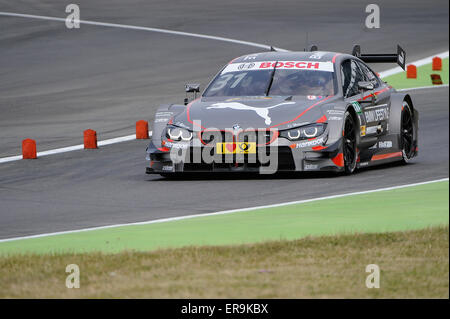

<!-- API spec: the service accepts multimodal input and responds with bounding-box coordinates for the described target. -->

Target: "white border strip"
[0,178,447,243]
[0,12,288,52]
[379,51,449,78]
[0,131,152,164]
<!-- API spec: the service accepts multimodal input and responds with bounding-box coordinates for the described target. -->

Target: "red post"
[22,139,37,159]
[432,57,442,71]
[136,120,149,139]
[406,65,417,79]
[84,129,98,149]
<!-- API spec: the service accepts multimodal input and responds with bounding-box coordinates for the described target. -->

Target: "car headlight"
[165,126,193,141]
[280,124,326,141]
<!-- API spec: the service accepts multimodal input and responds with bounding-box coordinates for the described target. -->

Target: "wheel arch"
[389,93,418,134]
[345,103,361,145]
[389,92,419,154]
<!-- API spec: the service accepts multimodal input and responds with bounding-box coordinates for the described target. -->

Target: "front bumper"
[146,137,344,174]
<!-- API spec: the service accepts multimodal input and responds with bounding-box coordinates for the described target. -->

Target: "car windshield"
[203,61,336,97]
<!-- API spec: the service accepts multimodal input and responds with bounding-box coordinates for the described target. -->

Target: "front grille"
[183,146,295,171]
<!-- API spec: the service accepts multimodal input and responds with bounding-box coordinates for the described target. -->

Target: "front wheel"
[400,101,415,164]
[343,111,357,174]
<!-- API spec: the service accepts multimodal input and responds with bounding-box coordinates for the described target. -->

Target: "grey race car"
[146,45,418,176]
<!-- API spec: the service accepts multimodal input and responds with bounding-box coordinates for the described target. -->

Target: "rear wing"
[352,44,406,70]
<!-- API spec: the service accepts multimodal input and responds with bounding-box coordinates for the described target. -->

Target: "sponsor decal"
[304,163,318,170]
[206,101,295,125]
[360,125,366,136]
[398,50,405,66]
[309,52,326,59]
[162,165,173,171]
[165,142,189,149]
[351,101,362,114]
[366,126,377,135]
[286,121,310,129]
[328,116,342,121]
[155,118,169,123]
[364,107,389,122]
[243,54,259,60]
[378,141,392,148]
[237,62,256,70]
[216,142,256,154]
[327,109,345,115]
[155,111,173,117]
[295,136,325,148]
[222,61,334,73]
[366,125,382,135]
[359,162,369,167]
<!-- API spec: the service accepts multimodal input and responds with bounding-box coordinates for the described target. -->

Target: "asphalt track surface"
[0,0,448,239]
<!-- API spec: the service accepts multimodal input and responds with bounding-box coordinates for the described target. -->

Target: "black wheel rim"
[401,105,414,158]
[343,116,356,171]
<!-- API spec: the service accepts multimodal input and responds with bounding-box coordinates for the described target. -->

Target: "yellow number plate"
[216,142,257,154]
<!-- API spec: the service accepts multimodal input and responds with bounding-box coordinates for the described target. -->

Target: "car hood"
[173,96,336,131]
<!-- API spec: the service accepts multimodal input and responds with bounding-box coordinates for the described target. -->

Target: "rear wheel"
[343,111,357,174]
[400,101,415,164]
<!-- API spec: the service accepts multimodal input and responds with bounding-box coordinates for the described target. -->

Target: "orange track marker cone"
[136,120,149,139]
[84,129,98,149]
[432,57,442,71]
[406,65,417,79]
[22,139,37,159]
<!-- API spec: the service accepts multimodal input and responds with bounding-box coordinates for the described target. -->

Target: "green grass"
[0,227,448,298]
[383,57,448,89]
[0,181,447,256]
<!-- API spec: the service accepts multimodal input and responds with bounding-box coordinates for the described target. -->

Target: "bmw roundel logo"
[238,63,255,70]
[233,124,241,130]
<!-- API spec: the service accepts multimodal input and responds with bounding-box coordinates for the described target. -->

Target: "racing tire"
[400,101,415,164]
[343,111,357,174]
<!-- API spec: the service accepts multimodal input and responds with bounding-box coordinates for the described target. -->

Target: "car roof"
[230,51,354,64]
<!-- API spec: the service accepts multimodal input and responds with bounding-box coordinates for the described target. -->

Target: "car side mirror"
[184,83,200,105]
[358,81,374,91]
[358,81,375,104]
[185,83,200,93]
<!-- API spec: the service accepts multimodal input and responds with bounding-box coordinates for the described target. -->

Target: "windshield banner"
[222,61,334,73]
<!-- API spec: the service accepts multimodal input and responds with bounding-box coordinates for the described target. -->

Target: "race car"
[146,45,418,176]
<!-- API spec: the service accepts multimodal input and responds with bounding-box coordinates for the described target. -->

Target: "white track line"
[379,51,449,78]
[0,131,152,164]
[0,12,288,52]
[0,178,448,243]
